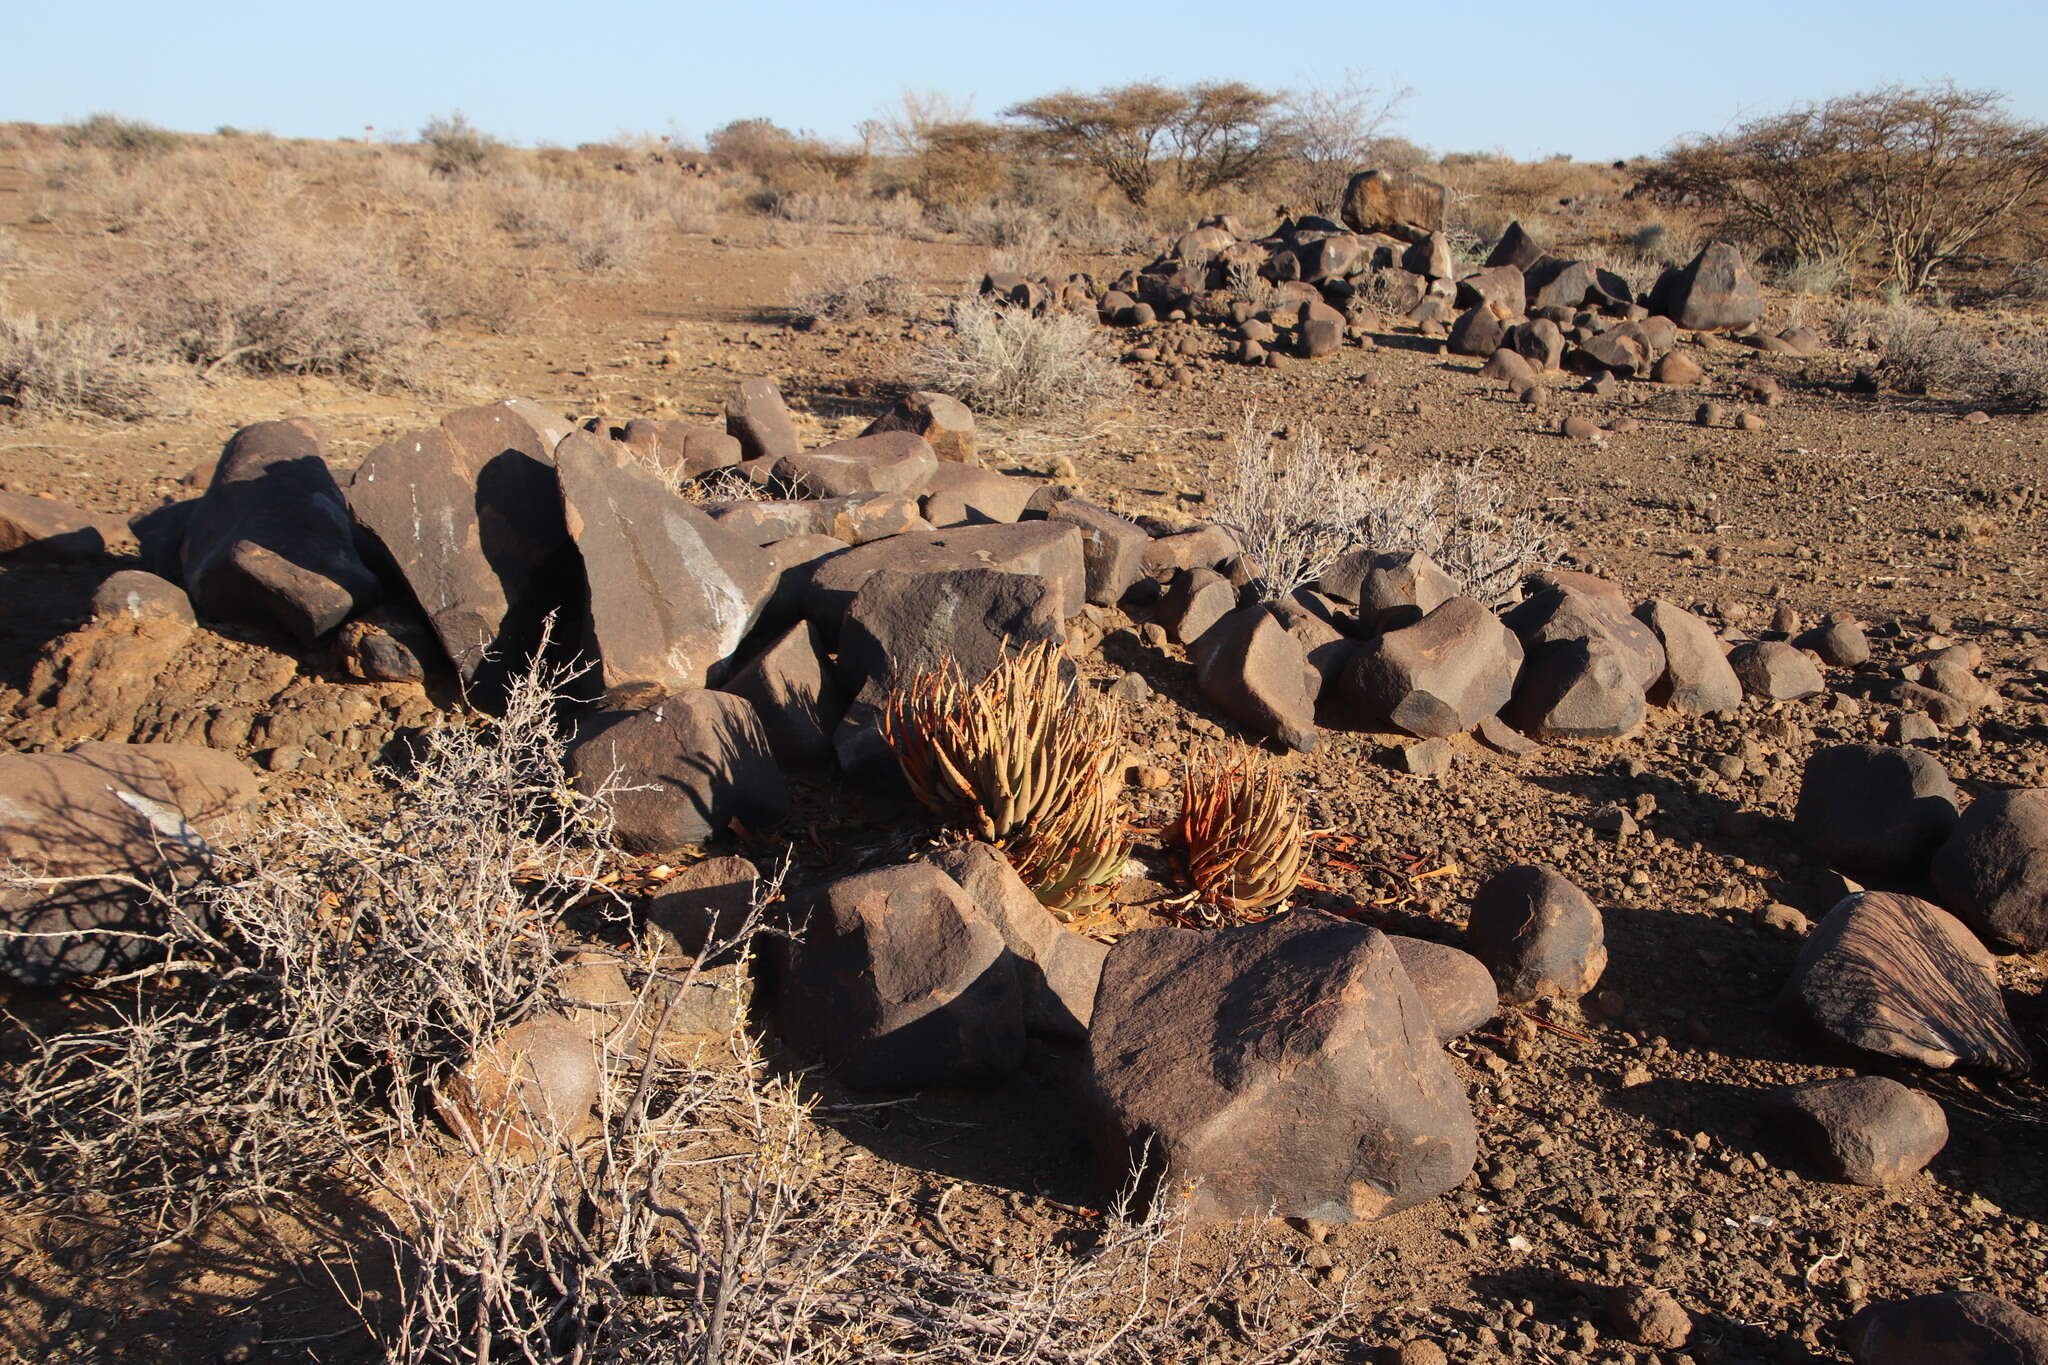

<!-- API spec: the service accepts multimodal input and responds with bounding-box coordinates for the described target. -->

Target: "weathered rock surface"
[1932,787,2048,951]
[1466,865,1606,1003]
[928,841,1106,1041]
[777,431,940,500]
[1388,936,1498,1041]
[1765,1076,1948,1185]
[1785,891,2031,1074]
[1084,911,1477,1221]
[777,863,1026,1089]
[1192,605,1320,751]
[1729,639,1825,699]
[554,430,776,695]
[1046,497,1149,606]
[1648,242,1764,332]
[720,619,842,767]
[1845,1292,2048,1364]
[723,378,802,464]
[862,390,977,464]
[438,1014,599,1158]
[1346,597,1519,737]
[0,492,134,559]
[566,691,788,852]
[182,419,380,643]
[1636,599,1742,715]
[1340,169,1446,243]
[1795,744,1960,883]
[804,522,1086,627]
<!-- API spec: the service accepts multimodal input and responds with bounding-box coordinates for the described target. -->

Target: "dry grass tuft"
[0,311,167,420]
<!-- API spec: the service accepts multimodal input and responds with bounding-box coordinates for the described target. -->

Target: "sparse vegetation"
[61,112,180,158]
[883,641,1129,913]
[1174,747,1307,919]
[1871,301,2048,408]
[0,311,163,420]
[420,111,500,177]
[910,295,1127,419]
[789,238,919,325]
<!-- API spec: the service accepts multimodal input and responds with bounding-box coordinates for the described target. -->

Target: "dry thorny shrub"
[788,237,921,326]
[0,656,1353,1362]
[910,295,1128,420]
[1213,408,1549,603]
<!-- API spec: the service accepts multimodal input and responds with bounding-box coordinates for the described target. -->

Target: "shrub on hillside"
[61,112,180,158]
[0,311,163,421]
[909,295,1127,418]
[420,111,499,177]
[789,239,919,325]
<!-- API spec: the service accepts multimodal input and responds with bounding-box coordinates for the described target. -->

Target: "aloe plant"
[1175,747,1307,917]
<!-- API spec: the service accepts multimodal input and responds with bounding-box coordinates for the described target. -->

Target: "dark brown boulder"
[720,619,842,767]
[646,855,759,957]
[1388,936,1498,1041]
[920,465,1038,526]
[438,1015,599,1159]
[566,691,789,852]
[90,570,194,627]
[776,430,940,500]
[1084,911,1477,1221]
[1514,317,1566,372]
[1141,524,1241,579]
[1046,497,1149,606]
[1342,596,1521,738]
[1635,599,1742,715]
[723,377,802,463]
[1340,169,1447,243]
[1845,1292,2048,1364]
[1466,864,1606,1003]
[836,568,1061,699]
[1484,221,1543,271]
[1648,241,1763,332]
[1525,258,1602,311]
[349,402,572,694]
[554,431,777,696]
[1795,744,1960,883]
[777,863,1026,1089]
[1729,639,1825,699]
[1785,891,2031,1074]
[1455,265,1527,316]
[1933,788,2048,951]
[0,492,134,560]
[861,390,978,464]
[928,841,1107,1041]
[1192,605,1319,752]
[804,522,1086,628]
[1765,1076,1947,1186]
[182,420,380,644]
[620,418,742,480]
[1157,566,1236,647]
[1447,305,1509,358]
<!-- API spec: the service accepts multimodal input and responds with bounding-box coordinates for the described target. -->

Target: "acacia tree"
[1650,84,2048,292]
[1005,82,1280,208]
[1268,72,1413,215]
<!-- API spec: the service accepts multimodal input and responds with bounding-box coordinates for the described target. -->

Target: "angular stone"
[1455,266,1526,316]
[1047,497,1149,606]
[1388,936,1498,1042]
[1157,566,1236,647]
[1932,788,2048,951]
[1192,605,1319,752]
[554,431,776,695]
[1636,599,1742,715]
[837,568,1061,699]
[620,418,742,480]
[350,403,572,691]
[1084,911,1477,1221]
[928,841,1107,1041]
[920,465,1038,526]
[1484,221,1543,272]
[337,605,437,683]
[1729,639,1825,699]
[1340,169,1447,243]
[1526,258,1602,311]
[1466,864,1606,1003]
[777,863,1026,1089]
[1506,637,1646,740]
[723,377,802,464]
[706,492,923,547]
[1785,891,2031,1074]
[1795,744,1959,883]
[1343,596,1521,738]
[0,743,257,985]
[1142,524,1240,578]
[720,619,842,767]
[182,419,380,644]
[1479,347,1537,390]
[777,430,940,500]
[1514,317,1567,372]
[804,522,1086,628]
[646,855,759,958]
[566,691,789,853]
[0,492,134,559]
[862,390,978,465]
[1765,1076,1948,1186]
[1648,242,1763,332]
[1506,580,1664,693]
[1845,1292,2048,1364]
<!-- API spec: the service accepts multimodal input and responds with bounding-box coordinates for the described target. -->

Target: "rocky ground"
[3,141,2048,1365]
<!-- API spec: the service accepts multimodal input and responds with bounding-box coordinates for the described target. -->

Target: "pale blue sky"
[9,0,2046,161]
